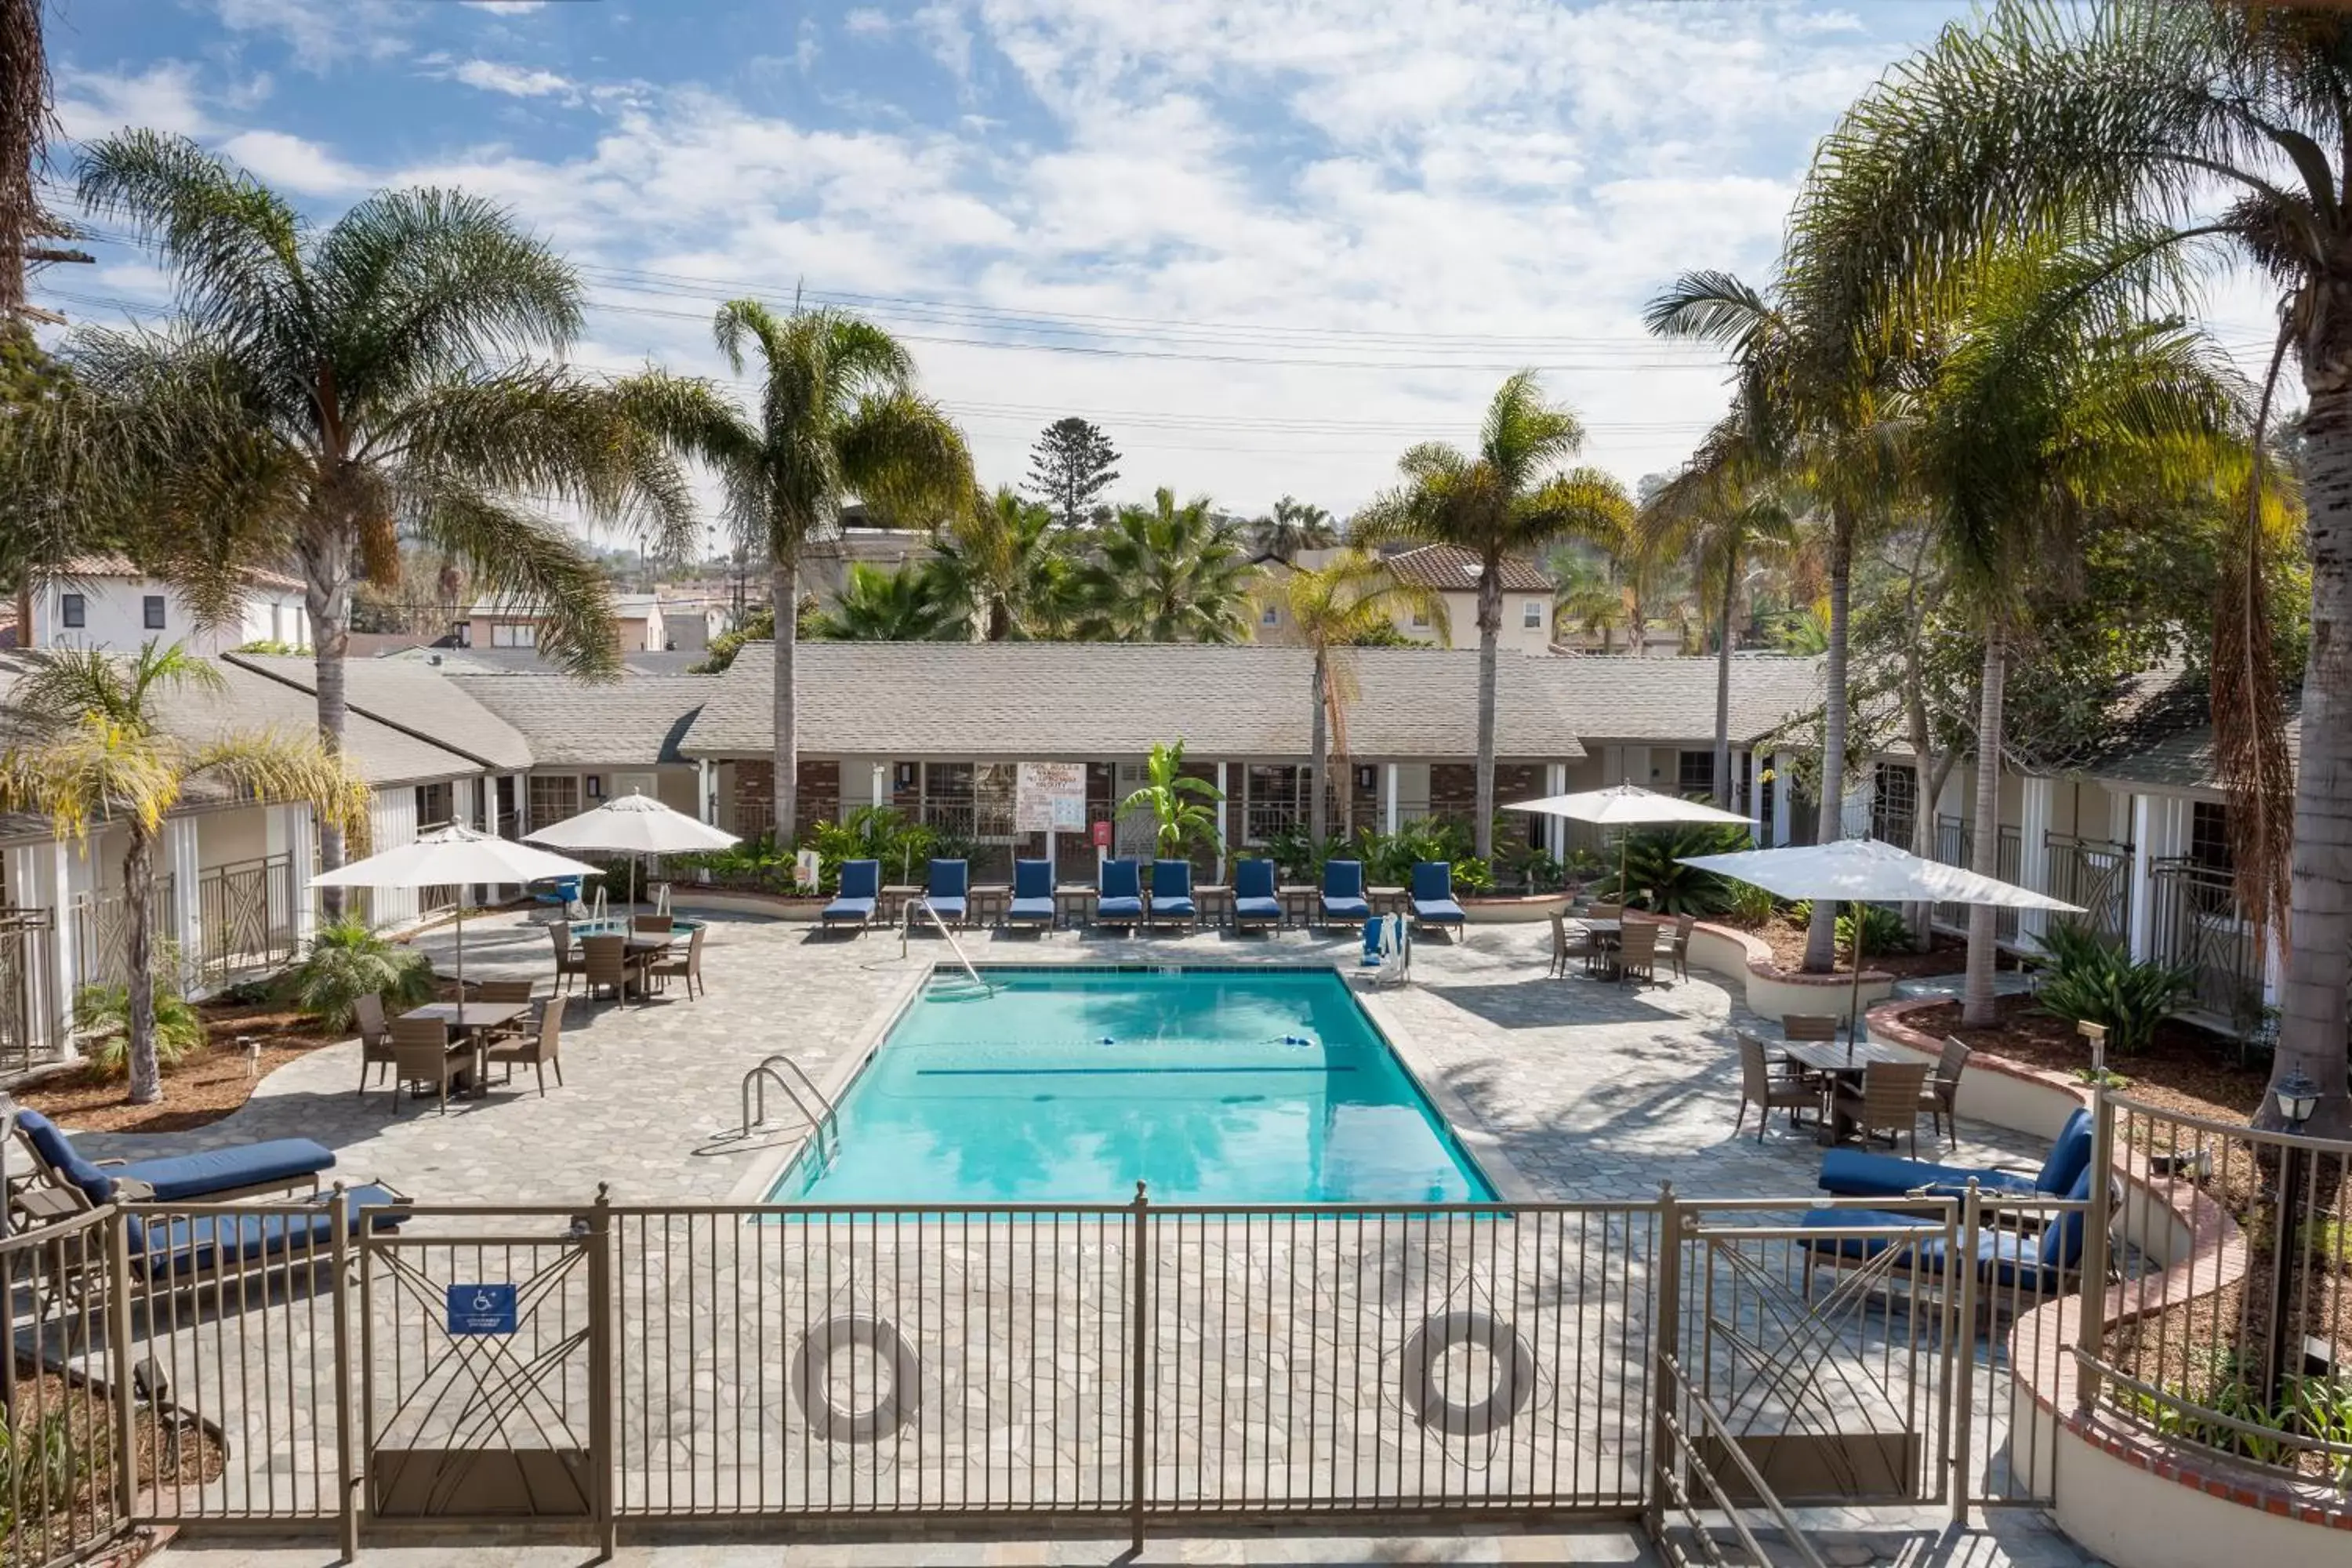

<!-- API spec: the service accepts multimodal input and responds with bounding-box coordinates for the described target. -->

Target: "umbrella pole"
[1846,898,1864,1058]
[454,899,465,1001]
[1618,833,1629,907]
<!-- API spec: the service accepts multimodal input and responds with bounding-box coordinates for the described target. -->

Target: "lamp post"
[2263,1070,2320,1406]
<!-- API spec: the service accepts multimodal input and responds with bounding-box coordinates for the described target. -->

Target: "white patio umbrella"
[310,824,603,994]
[1503,783,1756,901]
[1676,837,2082,1043]
[524,790,739,913]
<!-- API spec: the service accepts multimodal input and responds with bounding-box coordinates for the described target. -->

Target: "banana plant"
[1120,741,1224,859]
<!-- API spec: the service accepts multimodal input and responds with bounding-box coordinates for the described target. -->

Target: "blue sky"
[43,1,2277,515]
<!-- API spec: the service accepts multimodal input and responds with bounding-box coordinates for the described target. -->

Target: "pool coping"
[726,960,1537,1207]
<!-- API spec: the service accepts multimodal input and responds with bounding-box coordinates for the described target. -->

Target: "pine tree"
[1024,416,1120,531]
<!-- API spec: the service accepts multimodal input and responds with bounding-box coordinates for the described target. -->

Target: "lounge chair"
[1320,859,1371,927]
[127,1183,409,1283]
[10,1109,336,1206]
[823,858,881,933]
[1798,1161,2099,1304]
[1149,859,1196,930]
[924,858,970,925]
[1818,1106,2096,1202]
[1007,858,1058,930]
[1096,858,1144,926]
[1232,858,1283,935]
[1409,861,1466,929]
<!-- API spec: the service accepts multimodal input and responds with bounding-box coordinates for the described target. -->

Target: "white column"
[9,844,57,1055]
[2129,794,2156,961]
[1745,749,1765,844]
[285,802,316,944]
[1384,763,1399,834]
[697,760,715,826]
[1215,762,1229,855]
[1544,762,1566,861]
[2017,775,2055,949]
[50,837,75,1020]
[870,762,887,810]
[162,816,202,991]
[1771,752,1795,845]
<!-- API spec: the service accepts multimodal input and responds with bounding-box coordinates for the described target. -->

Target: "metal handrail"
[901,897,994,993]
[740,1054,839,1152]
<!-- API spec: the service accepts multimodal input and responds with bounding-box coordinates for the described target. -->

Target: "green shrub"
[1836,904,1910,961]
[673,832,800,893]
[2034,919,2190,1053]
[1490,815,1564,891]
[1354,817,1473,887]
[1592,822,1748,915]
[1259,824,1347,882]
[281,917,434,1031]
[808,806,938,891]
[1451,856,1496,895]
[1726,880,1777,927]
[72,981,206,1080]
[0,1405,93,1537]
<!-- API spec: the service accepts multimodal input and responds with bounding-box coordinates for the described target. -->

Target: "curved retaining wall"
[1674,919,1896,1024]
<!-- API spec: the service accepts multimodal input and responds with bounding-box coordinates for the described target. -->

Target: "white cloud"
[466,2,551,13]
[56,62,212,141]
[452,59,578,100]
[218,129,371,196]
[213,0,411,71]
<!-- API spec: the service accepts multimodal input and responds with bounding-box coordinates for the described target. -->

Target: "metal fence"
[2082,1094,2352,1486]
[2144,859,2266,1026]
[1,1207,129,1568]
[0,907,57,1072]
[64,878,176,1000]
[2045,833,2132,949]
[194,853,298,987]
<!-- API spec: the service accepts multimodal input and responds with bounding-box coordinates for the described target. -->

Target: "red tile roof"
[1381,544,1554,593]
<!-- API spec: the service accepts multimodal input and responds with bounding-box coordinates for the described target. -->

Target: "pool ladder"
[901,898,994,995]
[741,1054,840,1152]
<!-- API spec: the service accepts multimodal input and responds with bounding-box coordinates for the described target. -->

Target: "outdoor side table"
[880,884,920,925]
[1054,884,1097,930]
[1277,885,1316,929]
[1368,884,1407,918]
[970,884,1009,927]
[1195,884,1232,929]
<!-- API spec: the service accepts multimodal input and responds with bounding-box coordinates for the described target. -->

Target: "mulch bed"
[3,1365,225,1560]
[1724,914,1978,982]
[14,1002,343,1135]
[1906,991,2263,1122]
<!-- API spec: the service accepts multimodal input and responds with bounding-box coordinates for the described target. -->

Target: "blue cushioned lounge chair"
[128,1183,409,1282]
[13,1107,334,1204]
[1410,861,1466,928]
[1149,859,1196,930]
[925,858,969,925]
[823,858,880,933]
[1320,858,1370,927]
[1818,1107,2095,1202]
[1232,858,1282,935]
[1007,858,1057,930]
[1798,1162,2097,1307]
[1097,858,1144,925]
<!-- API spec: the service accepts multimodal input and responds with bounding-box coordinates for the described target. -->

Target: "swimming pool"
[768,966,1494,1206]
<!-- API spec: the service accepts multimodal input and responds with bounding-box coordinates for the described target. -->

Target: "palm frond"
[405,480,622,679]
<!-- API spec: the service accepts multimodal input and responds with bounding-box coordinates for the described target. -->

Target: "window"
[2190,801,2232,873]
[142,594,165,630]
[528,774,580,826]
[1523,599,1544,629]
[414,781,454,830]
[1677,750,1715,799]
[1871,760,1918,844]
[491,620,537,648]
[1260,604,1279,626]
[60,593,83,628]
[1410,606,1431,630]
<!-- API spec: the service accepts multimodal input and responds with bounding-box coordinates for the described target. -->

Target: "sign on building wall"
[1015,762,1088,833]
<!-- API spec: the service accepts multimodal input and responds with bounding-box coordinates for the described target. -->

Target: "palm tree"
[1254,496,1339,562]
[0,642,368,1104]
[1074,488,1254,642]
[1356,372,1633,860]
[1791,2,2347,1125]
[1267,550,1449,843]
[805,561,970,641]
[655,299,970,840]
[1551,548,1631,652]
[63,131,694,897]
[1120,739,1223,859]
[929,485,1075,640]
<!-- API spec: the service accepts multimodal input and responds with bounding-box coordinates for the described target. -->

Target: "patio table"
[1277,884,1316,929]
[880,884,920,924]
[1054,884,1097,930]
[400,1000,532,1096]
[1368,884,1408,918]
[1575,917,1623,977]
[1195,884,1232,929]
[1778,1036,1918,1145]
[970,884,1009,927]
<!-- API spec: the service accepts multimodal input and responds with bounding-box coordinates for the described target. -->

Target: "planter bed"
[15,1001,341,1136]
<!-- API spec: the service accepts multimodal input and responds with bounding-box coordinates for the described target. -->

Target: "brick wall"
[1428,762,1541,834]
[728,758,840,844]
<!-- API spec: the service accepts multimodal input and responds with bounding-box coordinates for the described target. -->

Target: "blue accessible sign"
[446,1283,518,1336]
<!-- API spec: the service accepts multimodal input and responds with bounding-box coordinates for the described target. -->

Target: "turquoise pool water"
[768,967,1494,1206]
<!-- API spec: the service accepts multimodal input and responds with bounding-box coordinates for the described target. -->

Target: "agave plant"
[73,979,205,1080]
[1592,822,1747,915]
[2034,920,2192,1054]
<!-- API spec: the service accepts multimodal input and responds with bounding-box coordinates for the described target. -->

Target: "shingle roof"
[1382,545,1554,594]
[226,653,534,771]
[450,676,711,767]
[675,643,1826,760]
[2089,712,2303,793]
[379,645,707,678]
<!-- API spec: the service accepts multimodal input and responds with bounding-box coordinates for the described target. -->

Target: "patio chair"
[1831,1061,1932,1157]
[925,858,970,926]
[549,921,586,994]
[1617,921,1660,986]
[9,1108,336,1206]
[1149,859,1196,930]
[474,979,536,1043]
[1232,858,1283,935]
[1320,858,1371,927]
[126,1182,410,1287]
[1922,1036,1971,1149]
[1798,1160,2100,1308]
[1548,911,1595,978]
[1779,1013,1842,1094]
[355,991,395,1096]
[632,913,671,937]
[1819,1107,2096,1202]
[1585,901,1622,920]
[1735,1033,1816,1142]
[1097,858,1144,926]
[822,859,881,934]
[1007,858,1057,930]
[648,925,706,1000]
[390,1017,472,1114]
[486,999,565,1095]
[580,934,636,1004]
[1409,862,1466,929]
[1664,913,1697,982]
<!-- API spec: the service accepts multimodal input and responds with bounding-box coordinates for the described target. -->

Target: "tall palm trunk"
[1472,558,1502,861]
[1906,688,1944,954]
[1712,544,1737,808]
[1963,630,2006,1027]
[122,824,160,1105]
[1308,650,1330,848]
[2275,379,2352,1135]
[771,551,799,846]
[1804,506,1855,972]
[301,524,353,916]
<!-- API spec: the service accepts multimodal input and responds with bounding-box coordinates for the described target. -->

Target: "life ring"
[791,1314,924,1442]
[1399,1310,1536,1437]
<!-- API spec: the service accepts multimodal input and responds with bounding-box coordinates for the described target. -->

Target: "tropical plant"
[72,978,205,1081]
[1353,817,1475,888]
[929,485,1078,640]
[652,299,971,840]
[1073,488,1255,642]
[1592,822,1746,915]
[0,642,370,1102]
[1119,740,1223,858]
[804,561,970,641]
[1266,549,1448,843]
[2034,919,2192,1054]
[1258,823,1347,884]
[1789,1,2349,1128]
[672,830,800,892]
[1356,372,1633,858]
[280,916,433,1030]
[808,806,938,891]
[1451,856,1496,895]
[57,131,697,895]
[1024,415,1120,532]
[1835,903,1911,964]
[1490,826,1565,894]
[1253,495,1339,561]
[1726,879,1777,927]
